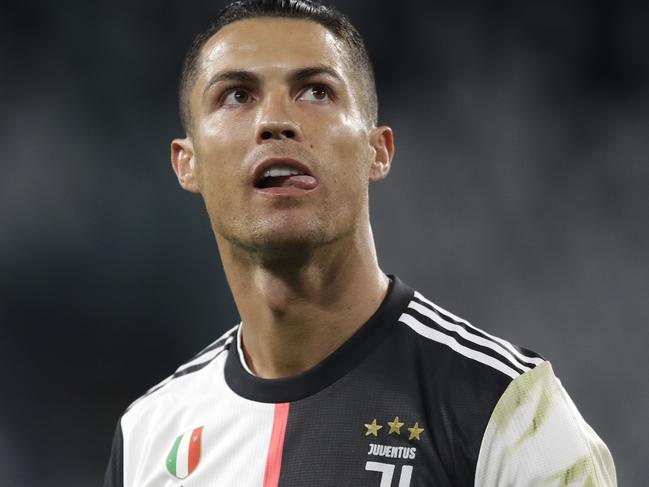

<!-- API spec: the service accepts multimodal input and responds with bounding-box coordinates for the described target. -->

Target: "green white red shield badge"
[166,426,203,479]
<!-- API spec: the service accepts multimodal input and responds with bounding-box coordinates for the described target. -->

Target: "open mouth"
[253,160,319,193]
[255,166,318,190]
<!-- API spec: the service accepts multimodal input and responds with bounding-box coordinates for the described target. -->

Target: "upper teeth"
[262,166,303,178]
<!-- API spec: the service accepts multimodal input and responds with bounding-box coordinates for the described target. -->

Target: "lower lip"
[253,186,318,197]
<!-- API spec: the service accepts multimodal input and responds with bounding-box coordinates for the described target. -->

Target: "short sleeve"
[475,361,616,486]
[103,418,124,487]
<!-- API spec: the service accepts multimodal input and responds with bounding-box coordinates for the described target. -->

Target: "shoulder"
[396,288,617,485]
[383,285,554,479]
[122,325,238,423]
[476,361,617,485]
[398,288,546,382]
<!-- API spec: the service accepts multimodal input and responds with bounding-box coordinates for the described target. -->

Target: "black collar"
[224,275,414,403]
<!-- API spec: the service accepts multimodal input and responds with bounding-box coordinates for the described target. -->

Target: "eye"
[299,85,332,102]
[222,88,253,106]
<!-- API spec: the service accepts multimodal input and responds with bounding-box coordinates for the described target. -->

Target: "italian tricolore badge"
[166,426,203,479]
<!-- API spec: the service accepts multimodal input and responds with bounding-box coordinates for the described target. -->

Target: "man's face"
[174,18,392,255]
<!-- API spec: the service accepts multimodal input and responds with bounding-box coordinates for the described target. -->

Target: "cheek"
[195,119,250,192]
[324,118,372,185]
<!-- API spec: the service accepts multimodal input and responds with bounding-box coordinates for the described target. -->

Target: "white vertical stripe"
[399,313,520,379]
[408,301,531,373]
[414,291,545,366]
[175,429,192,478]
[123,351,277,486]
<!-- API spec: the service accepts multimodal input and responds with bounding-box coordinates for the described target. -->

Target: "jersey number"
[365,461,413,487]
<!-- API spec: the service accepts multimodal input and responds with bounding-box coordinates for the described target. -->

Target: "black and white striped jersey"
[103,276,616,486]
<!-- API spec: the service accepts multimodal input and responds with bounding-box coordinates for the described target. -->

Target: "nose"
[255,92,302,144]
[259,124,297,141]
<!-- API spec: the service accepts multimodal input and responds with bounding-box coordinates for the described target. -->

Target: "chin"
[256,225,329,252]
[225,219,336,258]
[214,205,356,258]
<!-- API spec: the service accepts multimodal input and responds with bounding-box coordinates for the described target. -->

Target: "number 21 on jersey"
[365,461,413,487]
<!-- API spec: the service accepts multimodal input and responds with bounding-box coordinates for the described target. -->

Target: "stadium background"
[1,0,647,485]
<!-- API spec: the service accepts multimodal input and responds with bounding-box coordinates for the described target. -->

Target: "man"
[103,1,616,485]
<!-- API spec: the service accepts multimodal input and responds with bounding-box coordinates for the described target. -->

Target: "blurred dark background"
[1,0,647,485]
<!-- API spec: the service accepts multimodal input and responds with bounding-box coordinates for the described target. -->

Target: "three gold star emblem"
[408,422,424,440]
[387,416,405,435]
[363,417,424,440]
[364,419,383,436]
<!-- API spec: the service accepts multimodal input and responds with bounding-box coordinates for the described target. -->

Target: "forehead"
[196,18,350,84]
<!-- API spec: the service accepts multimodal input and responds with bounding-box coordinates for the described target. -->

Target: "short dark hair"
[178,0,378,134]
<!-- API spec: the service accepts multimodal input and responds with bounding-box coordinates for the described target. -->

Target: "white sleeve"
[475,361,617,486]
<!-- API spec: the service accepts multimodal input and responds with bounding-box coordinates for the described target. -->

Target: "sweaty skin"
[170,18,395,378]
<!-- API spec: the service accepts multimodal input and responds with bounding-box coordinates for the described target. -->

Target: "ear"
[171,137,200,193]
[368,125,395,182]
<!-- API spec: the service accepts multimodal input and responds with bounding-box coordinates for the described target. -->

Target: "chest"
[125,383,476,487]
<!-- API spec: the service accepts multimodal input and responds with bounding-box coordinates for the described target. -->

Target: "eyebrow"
[202,65,344,98]
[290,66,343,83]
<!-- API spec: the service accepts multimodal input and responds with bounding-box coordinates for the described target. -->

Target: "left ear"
[171,137,200,193]
[368,125,395,182]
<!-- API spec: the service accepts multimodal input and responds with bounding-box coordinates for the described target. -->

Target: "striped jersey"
[103,276,616,486]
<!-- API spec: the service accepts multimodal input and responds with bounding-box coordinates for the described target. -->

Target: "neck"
[216,223,389,379]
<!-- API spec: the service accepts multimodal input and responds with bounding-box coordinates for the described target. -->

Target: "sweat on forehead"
[177,1,378,134]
